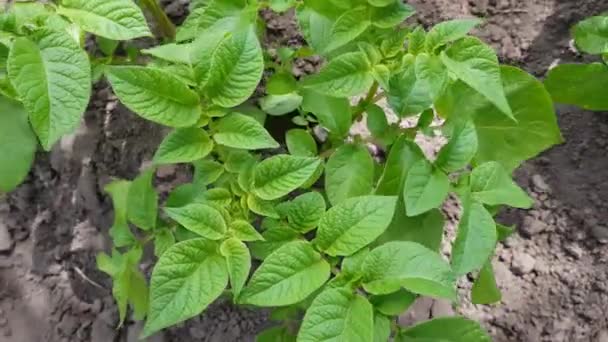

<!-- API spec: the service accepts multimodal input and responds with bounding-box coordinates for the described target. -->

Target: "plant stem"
[140,0,176,41]
[352,81,380,119]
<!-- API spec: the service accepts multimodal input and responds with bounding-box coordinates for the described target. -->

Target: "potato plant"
[0,0,563,341]
[545,14,608,111]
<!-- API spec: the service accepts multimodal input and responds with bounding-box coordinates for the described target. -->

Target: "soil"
[1,0,608,341]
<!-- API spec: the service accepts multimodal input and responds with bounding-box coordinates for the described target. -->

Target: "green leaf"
[267,71,298,95]
[239,241,330,306]
[297,287,374,342]
[164,203,227,240]
[7,30,91,150]
[220,238,251,299]
[415,53,448,101]
[230,220,264,242]
[341,247,370,276]
[315,196,397,256]
[213,113,279,150]
[436,66,562,171]
[204,27,264,107]
[296,4,338,55]
[286,129,318,157]
[301,51,373,98]
[388,55,433,117]
[260,93,303,116]
[373,314,392,342]
[440,37,513,119]
[545,63,608,111]
[193,159,224,185]
[366,104,393,144]
[142,43,192,64]
[257,326,297,342]
[143,239,228,338]
[471,260,501,304]
[425,18,482,52]
[399,317,491,342]
[270,0,297,12]
[57,0,151,40]
[105,180,136,247]
[0,97,37,192]
[371,1,415,29]
[247,195,280,219]
[253,155,322,200]
[106,66,200,127]
[325,144,375,206]
[367,0,394,6]
[127,169,157,230]
[153,128,213,165]
[470,161,533,208]
[404,159,449,217]
[435,120,478,172]
[249,220,300,259]
[408,26,427,55]
[322,7,370,54]
[451,201,497,275]
[362,241,456,299]
[276,192,326,233]
[154,229,175,257]
[370,289,416,316]
[573,16,608,54]
[300,89,351,138]
[375,136,425,196]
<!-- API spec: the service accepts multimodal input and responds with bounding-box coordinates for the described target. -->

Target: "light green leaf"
[213,113,279,150]
[106,66,200,127]
[370,1,415,29]
[7,30,91,150]
[545,63,608,111]
[105,180,136,247]
[239,241,330,306]
[300,89,351,137]
[341,247,370,277]
[230,219,264,242]
[367,0,394,7]
[127,169,157,230]
[260,93,303,116]
[366,104,393,144]
[220,238,251,299]
[247,195,280,219]
[193,159,224,185]
[370,289,416,316]
[301,52,373,98]
[451,201,497,275]
[270,0,297,12]
[315,196,397,256]
[258,326,297,342]
[471,260,501,304]
[436,66,562,171]
[296,5,338,55]
[373,314,392,342]
[408,26,427,55]
[404,159,449,217]
[388,55,433,117]
[322,7,370,54]
[440,37,513,119]
[415,53,448,101]
[142,239,228,338]
[325,144,375,206]
[204,27,264,107]
[399,317,491,342]
[375,136,425,196]
[362,241,456,299]
[286,129,318,157]
[276,192,326,233]
[0,97,37,193]
[57,0,151,40]
[164,203,227,240]
[470,161,533,208]
[425,18,482,52]
[154,229,175,257]
[153,128,213,165]
[267,71,298,95]
[297,287,374,342]
[249,220,300,259]
[435,120,478,172]
[142,43,192,64]
[253,155,322,200]
[573,16,608,55]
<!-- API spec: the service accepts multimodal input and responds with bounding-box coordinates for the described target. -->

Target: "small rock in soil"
[521,216,548,237]
[591,225,608,243]
[564,244,583,259]
[511,252,536,275]
[531,174,551,193]
[0,222,13,253]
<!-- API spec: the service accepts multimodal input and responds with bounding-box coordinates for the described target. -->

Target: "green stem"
[352,81,380,119]
[140,0,176,41]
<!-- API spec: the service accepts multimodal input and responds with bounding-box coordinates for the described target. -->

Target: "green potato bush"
[0,0,563,340]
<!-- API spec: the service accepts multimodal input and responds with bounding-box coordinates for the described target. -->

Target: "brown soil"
[1,1,607,341]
